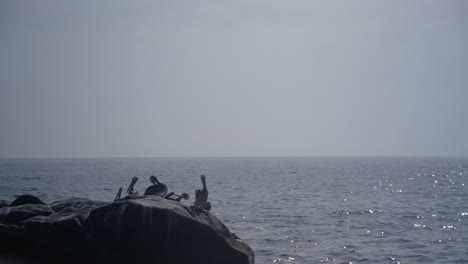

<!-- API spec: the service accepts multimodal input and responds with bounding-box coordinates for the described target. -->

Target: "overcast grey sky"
[0,0,467,158]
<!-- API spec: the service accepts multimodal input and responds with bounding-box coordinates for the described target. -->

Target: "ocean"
[0,157,467,263]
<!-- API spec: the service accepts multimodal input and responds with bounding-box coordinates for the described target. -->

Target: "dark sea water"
[0,157,467,263]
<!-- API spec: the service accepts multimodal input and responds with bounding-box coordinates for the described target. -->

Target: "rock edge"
[0,195,254,264]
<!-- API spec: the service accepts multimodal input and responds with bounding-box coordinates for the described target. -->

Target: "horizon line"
[0,155,467,160]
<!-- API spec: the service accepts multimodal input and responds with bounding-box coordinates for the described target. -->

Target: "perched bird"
[114,187,123,201]
[126,176,138,195]
[164,192,190,202]
[144,175,168,197]
[194,175,210,211]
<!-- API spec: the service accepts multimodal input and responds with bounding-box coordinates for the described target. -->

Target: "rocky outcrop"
[0,200,10,208]
[0,195,254,264]
[0,204,53,223]
[9,194,46,207]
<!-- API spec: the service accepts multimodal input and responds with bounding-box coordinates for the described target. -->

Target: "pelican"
[194,175,210,211]
[126,176,138,195]
[114,187,123,201]
[164,192,190,202]
[143,175,168,197]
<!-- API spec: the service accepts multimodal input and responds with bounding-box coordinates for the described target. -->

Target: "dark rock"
[0,200,10,208]
[9,195,45,207]
[50,197,107,214]
[0,195,254,264]
[86,196,254,264]
[0,204,53,223]
[24,198,107,236]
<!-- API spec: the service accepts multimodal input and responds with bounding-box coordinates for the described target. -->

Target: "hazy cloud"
[1,0,467,158]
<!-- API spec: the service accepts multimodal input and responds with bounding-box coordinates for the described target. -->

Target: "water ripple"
[0,157,467,263]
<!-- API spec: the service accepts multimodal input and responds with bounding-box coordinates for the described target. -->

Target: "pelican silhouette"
[164,192,190,202]
[194,175,211,211]
[126,176,138,195]
[114,187,123,201]
[144,175,168,197]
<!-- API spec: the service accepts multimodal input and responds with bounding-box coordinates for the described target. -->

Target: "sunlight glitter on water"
[1,157,467,264]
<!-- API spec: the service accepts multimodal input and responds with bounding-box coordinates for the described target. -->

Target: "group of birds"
[114,174,210,211]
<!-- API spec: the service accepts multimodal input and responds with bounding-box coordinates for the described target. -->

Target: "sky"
[0,0,467,158]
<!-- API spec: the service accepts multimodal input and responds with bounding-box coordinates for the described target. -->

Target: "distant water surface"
[0,157,467,263]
